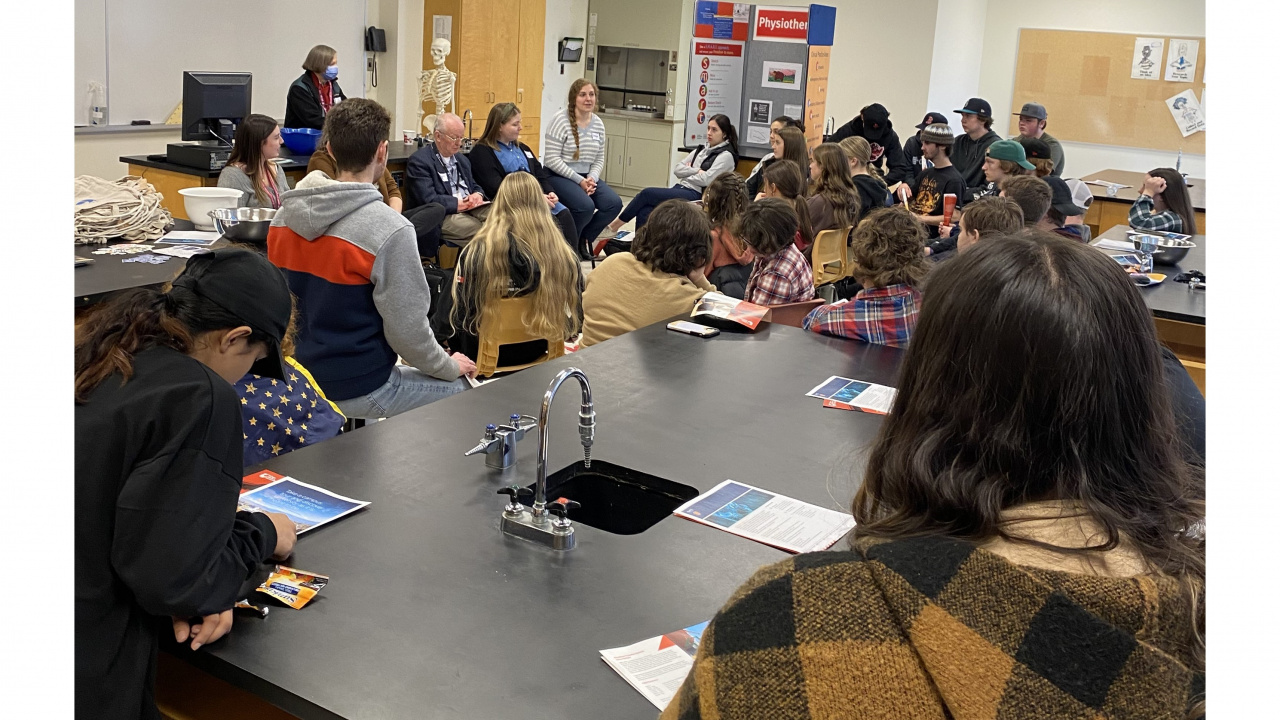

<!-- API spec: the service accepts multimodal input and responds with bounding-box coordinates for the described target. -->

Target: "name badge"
[524,151,535,159]
[438,172,450,181]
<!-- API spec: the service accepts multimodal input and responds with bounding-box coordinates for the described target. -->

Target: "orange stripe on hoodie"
[267,226,375,285]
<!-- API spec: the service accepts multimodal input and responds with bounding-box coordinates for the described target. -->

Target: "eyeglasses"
[437,130,464,143]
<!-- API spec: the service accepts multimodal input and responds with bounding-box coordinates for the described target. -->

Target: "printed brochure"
[601,621,709,710]
[805,375,896,414]
[238,476,370,534]
[692,291,769,330]
[673,479,856,554]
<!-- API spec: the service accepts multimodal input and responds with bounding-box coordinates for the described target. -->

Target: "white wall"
[926,0,987,120]
[75,128,182,179]
[541,0,591,123]
[366,0,401,133]
[978,0,1206,177]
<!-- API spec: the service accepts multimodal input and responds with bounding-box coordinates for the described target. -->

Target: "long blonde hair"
[839,136,883,180]
[449,173,581,341]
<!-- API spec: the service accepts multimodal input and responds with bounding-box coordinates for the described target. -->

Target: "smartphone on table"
[667,321,719,338]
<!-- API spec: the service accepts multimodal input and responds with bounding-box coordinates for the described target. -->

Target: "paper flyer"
[1164,39,1198,82]
[238,477,370,534]
[1131,38,1163,80]
[242,469,286,494]
[805,375,896,414]
[1165,89,1205,137]
[761,60,803,89]
[748,99,773,124]
[745,125,770,144]
[601,621,709,710]
[691,291,769,329]
[674,480,856,554]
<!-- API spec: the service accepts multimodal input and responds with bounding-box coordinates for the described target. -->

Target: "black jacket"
[744,155,777,198]
[951,129,1002,197]
[284,72,346,130]
[851,173,892,223]
[75,347,277,719]
[903,134,925,185]
[405,143,484,213]
[466,141,556,198]
[829,116,912,186]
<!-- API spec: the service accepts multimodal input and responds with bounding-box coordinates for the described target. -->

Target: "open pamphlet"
[692,291,769,330]
[238,472,370,534]
[674,480,856,554]
[806,375,896,414]
[601,621,709,710]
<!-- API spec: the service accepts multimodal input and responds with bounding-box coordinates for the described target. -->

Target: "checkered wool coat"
[661,535,1203,720]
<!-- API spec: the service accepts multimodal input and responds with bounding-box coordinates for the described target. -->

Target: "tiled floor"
[580,191,636,279]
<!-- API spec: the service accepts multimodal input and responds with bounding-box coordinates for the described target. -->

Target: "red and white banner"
[752,5,809,43]
[685,41,746,144]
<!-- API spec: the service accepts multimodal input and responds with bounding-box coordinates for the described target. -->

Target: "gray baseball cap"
[1015,102,1048,120]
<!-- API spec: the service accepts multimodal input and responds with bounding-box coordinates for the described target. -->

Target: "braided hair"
[566,78,596,162]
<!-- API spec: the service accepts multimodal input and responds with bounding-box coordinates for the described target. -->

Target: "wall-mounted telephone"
[365,27,387,87]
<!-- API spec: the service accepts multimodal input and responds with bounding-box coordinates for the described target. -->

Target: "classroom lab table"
[74,221,228,308]
[171,321,905,720]
[1080,169,1207,237]
[122,142,420,221]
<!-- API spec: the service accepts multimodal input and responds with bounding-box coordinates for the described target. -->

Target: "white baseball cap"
[1064,178,1093,210]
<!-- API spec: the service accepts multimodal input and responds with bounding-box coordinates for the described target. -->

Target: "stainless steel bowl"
[210,207,277,242]
[1151,236,1196,266]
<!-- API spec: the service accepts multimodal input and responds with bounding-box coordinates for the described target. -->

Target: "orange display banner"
[804,46,830,149]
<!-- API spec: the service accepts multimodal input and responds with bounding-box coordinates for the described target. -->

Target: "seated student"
[664,234,1204,720]
[899,124,964,253]
[1016,136,1055,178]
[838,136,893,222]
[741,198,816,306]
[1130,168,1198,235]
[542,79,622,248]
[75,248,298,719]
[951,97,1002,196]
[217,114,289,209]
[747,122,803,196]
[443,172,583,364]
[1000,174,1053,227]
[466,102,581,252]
[758,159,815,254]
[605,114,739,233]
[803,206,929,347]
[1062,177,1095,242]
[702,173,755,299]
[1038,176,1089,242]
[944,195,1024,253]
[902,111,948,184]
[581,200,716,346]
[1013,101,1065,176]
[307,129,404,211]
[744,116,804,198]
[972,139,1034,201]
[829,103,912,186]
[269,98,475,419]
[806,143,861,237]
[405,112,491,247]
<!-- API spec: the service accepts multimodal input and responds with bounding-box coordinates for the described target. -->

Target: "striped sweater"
[542,109,607,184]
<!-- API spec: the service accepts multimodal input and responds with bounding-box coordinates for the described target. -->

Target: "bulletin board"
[1011,29,1205,154]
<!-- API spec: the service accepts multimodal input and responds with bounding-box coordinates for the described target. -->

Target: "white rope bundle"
[74,175,173,244]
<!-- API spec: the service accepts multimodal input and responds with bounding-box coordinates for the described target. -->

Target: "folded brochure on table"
[238,470,369,534]
[691,291,769,330]
[806,375,896,414]
[601,621,709,710]
[674,479,855,554]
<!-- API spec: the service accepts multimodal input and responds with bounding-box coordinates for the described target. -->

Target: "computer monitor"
[181,72,252,144]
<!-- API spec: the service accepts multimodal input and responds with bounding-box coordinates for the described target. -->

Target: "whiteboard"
[75,0,367,127]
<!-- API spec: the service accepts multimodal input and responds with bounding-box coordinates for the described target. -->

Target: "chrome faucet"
[533,368,595,520]
[464,414,538,469]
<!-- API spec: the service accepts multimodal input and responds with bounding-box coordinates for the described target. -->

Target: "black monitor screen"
[182,72,252,143]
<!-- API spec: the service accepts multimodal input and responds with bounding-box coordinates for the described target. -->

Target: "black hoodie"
[829,106,912,186]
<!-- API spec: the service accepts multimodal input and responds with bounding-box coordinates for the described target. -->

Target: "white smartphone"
[667,320,720,338]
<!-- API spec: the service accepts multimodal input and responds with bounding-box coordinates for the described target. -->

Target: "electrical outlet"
[367,58,374,70]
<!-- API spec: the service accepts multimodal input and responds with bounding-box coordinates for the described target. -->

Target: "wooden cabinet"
[423,0,544,154]
[598,116,675,190]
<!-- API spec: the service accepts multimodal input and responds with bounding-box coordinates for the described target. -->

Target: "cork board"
[1011,29,1205,153]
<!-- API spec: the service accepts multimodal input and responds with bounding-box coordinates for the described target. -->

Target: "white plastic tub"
[178,187,243,230]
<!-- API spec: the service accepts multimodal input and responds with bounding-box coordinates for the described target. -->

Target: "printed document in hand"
[674,480,856,554]
[601,621,709,710]
[238,475,370,534]
[806,376,896,414]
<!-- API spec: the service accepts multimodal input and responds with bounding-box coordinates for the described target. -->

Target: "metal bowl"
[1151,236,1196,266]
[210,207,277,243]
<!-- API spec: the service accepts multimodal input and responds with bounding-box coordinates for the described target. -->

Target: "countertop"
[1094,224,1206,325]
[74,220,228,307]
[176,321,904,719]
[122,142,420,178]
[1082,170,1206,212]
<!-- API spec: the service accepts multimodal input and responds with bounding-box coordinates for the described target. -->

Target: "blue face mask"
[324,65,339,81]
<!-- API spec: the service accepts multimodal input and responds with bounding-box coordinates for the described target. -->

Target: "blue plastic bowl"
[280,127,321,155]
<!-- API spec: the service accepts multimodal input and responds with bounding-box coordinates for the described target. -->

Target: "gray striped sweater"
[543,110,607,184]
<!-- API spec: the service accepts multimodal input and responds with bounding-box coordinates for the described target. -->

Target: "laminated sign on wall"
[686,41,746,144]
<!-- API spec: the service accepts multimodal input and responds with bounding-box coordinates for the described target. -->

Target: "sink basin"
[521,460,699,535]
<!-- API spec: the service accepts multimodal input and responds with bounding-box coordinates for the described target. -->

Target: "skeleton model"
[418,38,457,134]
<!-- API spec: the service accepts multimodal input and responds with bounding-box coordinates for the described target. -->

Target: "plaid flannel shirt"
[1128,193,1185,234]
[802,283,921,348]
[744,244,815,306]
[662,535,1203,720]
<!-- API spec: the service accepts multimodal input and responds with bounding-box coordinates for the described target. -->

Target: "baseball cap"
[955,98,993,116]
[171,248,293,380]
[1045,176,1087,217]
[1014,102,1048,120]
[1064,178,1094,210]
[987,139,1035,171]
[919,123,954,146]
[860,103,890,135]
[1017,137,1052,161]
[915,111,948,130]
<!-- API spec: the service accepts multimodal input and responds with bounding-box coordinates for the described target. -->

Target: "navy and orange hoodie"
[267,171,459,401]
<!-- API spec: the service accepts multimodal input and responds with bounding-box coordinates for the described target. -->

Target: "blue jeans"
[547,175,623,242]
[619,185,702,228]
[333,365,468,419]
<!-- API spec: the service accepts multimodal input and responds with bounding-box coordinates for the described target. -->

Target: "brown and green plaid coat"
[662,535,1202,719]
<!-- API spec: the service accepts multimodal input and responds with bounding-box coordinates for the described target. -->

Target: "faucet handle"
[497,485,532,515]
[547,499,581,530]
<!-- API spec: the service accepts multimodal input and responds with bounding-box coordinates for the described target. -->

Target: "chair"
[811,227,851,285]
[475,296,566,378]
[438,243,461,270]
[765,299,825,329]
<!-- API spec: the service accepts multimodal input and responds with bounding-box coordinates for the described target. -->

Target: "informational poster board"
[685,41,747,145]
[803,46,829,149]
[694,1,751,41]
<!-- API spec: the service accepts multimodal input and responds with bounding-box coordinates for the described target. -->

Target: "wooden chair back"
[811,227,851,285]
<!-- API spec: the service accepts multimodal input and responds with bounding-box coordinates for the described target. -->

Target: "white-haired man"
[405,112,490,246]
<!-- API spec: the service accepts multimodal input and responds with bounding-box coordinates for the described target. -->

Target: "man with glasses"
[405,112,491,246]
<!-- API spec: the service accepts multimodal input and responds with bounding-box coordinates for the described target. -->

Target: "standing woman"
[285,44,346,130]
[543,79,623,250]
[605,113,739,233]
[218,114,289,209]
[1129,167,1198,235]
[744,116,803,198]
[467,102,581,250]
[807,143,860,236]
[75,249,298,719]
[759,159,815,254]
[839,135,892,222]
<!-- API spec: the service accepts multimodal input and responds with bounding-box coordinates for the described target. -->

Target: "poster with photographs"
[1165,89,1205,137]
[1164,39,1199,82]
[1131,37,1163,80]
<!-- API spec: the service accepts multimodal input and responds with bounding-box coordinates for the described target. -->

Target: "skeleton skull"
[430,38,451,67]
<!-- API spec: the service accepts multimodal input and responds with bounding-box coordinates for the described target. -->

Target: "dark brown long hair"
[1148,167,1198,235]
[762,159,813,250]
[775,126,809,174]
[853,233,1204,686]
[227,114,279,206]
[809,143,860,229]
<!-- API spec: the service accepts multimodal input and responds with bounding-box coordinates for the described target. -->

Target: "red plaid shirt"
[744,244,815,306]
[802,283,921,348]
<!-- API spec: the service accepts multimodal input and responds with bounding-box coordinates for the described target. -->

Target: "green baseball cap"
[987,139,1035,171]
